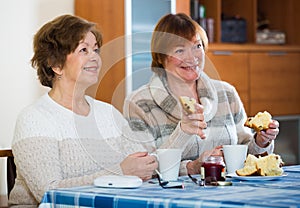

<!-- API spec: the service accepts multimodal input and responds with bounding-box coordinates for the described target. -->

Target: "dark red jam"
[201,156,225,181]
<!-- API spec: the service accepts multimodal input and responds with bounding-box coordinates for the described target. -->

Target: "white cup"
[154,149,182,181]
[223,145,248,174]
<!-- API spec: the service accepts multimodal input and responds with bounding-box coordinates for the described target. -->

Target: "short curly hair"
[31,14,102,88]
[151,13,208,76]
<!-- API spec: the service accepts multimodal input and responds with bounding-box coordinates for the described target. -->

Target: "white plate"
[226,173,287,181]
[94,175,143,188]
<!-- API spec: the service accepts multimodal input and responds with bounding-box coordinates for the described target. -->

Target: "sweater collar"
[148,72,218,122]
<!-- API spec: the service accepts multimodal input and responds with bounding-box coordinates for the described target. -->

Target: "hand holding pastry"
[244,111,279,147]
[179,96,207,139]
[256,120,279,147]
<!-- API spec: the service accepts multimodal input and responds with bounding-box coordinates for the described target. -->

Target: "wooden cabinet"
[196,0,300,116]
[207,44,300,116]
[193,0,300,116]
[197,0,300,45]
[249,51,300,116]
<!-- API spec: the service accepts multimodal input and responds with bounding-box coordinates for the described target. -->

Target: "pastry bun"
[256,154,284,176]
[235,154,258,176]
[236,153,284,176]
[244,111,272,132]
[179,96,196,114]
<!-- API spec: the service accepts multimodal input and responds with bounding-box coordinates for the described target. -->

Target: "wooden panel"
[0,149,13,157]
[75,0,125,112]
[292,0,300,44]
[206,51,250,114]
[176,0,190,14]
[249,52,300,116]
[199,0,221,42]
[75,0,124,42]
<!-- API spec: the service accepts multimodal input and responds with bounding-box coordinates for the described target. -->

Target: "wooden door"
[206,51,250,114]
[75,0,126,112]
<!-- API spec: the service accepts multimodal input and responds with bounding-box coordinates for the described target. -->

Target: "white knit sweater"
[9,93,150,206]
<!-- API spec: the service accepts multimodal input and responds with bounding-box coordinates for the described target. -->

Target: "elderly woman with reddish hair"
[124,13,279,176]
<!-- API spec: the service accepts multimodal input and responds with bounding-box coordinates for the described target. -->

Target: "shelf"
[208,43,300,52]
[193,0,300,45]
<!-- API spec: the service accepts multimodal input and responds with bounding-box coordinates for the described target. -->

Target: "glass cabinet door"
[125,0,175,95]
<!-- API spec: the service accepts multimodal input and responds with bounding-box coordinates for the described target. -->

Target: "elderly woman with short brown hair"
[10,14,158,207]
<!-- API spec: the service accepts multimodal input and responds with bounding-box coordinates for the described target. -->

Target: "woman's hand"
[120,152,158,181]
[187,146,223,174]
[255,120,280,148]
[181,103,207,139]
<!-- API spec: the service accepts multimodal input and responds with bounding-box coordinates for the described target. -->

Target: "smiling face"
[164,34,205,83]
[62,31,101,89]
[151,13,208,78]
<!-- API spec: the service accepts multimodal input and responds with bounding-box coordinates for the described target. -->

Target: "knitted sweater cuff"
[160,122,192,150]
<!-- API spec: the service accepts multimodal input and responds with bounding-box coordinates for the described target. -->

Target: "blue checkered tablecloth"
[39,165,300,208]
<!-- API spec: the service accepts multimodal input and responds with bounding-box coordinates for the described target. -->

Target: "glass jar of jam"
[201,156,225,181]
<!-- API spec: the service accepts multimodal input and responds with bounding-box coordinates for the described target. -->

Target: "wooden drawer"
[249,52,300,116]
[206,51,250,113]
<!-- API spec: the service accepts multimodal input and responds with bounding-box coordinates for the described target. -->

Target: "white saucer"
[94,175,143,188]
[226,173,287,181]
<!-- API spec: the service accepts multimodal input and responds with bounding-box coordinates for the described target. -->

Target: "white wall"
[0,0,74,195]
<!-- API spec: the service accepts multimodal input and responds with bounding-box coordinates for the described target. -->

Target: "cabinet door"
[249,52,300,116]
[206,51,249,113]
[75,0,126,112]
[129,0,174,92]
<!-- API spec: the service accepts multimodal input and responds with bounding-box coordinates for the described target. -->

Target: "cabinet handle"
[213,51,232,56]
[268,51,287,56]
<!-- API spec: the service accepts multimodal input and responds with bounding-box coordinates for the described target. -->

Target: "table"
[39,165,300,208]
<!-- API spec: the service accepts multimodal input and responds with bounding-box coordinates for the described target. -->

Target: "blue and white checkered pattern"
[39,165,300,208]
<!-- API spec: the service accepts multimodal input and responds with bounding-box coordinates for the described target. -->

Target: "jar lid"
[204,156,225,165]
